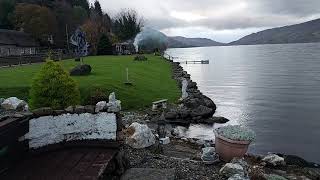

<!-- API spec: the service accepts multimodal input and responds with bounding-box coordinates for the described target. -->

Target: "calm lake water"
[166,43,320,163]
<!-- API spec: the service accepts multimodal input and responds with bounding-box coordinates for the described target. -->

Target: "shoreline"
[120,54,320,179]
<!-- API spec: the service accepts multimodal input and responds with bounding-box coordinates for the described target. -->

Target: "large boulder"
[125,122,155,149]
[262,154,286,167]
[70,64,92,76]
[1,97,28,111]
[190,105,214,118]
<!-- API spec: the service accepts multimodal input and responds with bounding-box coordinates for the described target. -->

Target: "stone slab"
[26,112,117,148]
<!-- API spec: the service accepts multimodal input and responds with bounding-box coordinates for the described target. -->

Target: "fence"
[0,50,74,67]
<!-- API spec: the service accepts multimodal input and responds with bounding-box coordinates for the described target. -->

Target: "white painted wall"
[26,113,117,149]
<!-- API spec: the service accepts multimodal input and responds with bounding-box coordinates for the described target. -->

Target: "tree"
[97,34,112,55]
[81,19,100,54]
[71,0,89,13]
[13,3,57,42]
[0,0,15,29]
[72,6,88,25]
[29,60,80,110]
[113,9,144,41]
[93,0,102,17]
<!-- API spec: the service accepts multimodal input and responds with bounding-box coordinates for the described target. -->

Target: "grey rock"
[264,174,288,180]
[220,163,245,178]
[190,105,214,118]
[32,107,53,116]
[262,154,286,166]
[70,64,92,76]
[54,110,65,116]
[228,174,250,180]
[1,97,27,111]
[201,147,219,164]
[182,97,202,109]
[181,78,189,99]
[179,108,190,119]
[120,168,175,180]
[202,95,216,110]
[125,122,155,149]
[0,98,4,105]
[74,105,86,114]
[187,81,197,89]
[84,105,95,114]
[95,101,107,113]
[231,158,249,177]
[282,154,314,167]
[165,110,178,119]
[203,116,230,124]
[107,92,121,113]
[303,168,320,179]
[196,139,206,146]
[65,106,74,113]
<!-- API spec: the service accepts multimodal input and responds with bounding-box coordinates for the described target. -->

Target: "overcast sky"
[91,0,320,43]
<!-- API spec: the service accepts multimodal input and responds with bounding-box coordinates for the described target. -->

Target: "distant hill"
[230,18,320,45]
[167,36,225,48]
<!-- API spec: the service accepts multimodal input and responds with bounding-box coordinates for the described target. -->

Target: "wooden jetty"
[162,52,210,64]
[182,60,209,64]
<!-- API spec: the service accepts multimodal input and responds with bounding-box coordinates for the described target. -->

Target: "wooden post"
[126,68,129,82]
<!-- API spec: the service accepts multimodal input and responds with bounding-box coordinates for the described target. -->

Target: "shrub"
[97,34,113,55]
[29,60,80,109]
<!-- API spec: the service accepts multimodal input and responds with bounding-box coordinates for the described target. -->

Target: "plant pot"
[214,131,251,162]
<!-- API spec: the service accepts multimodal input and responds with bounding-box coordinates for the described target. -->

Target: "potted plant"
[214,125,255,162]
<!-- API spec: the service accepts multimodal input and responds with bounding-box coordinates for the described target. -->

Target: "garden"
[0,55,180,110]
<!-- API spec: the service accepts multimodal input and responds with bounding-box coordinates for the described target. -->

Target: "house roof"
[0,29,39,47]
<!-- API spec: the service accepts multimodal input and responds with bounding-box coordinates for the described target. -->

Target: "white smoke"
[133,27,168,53]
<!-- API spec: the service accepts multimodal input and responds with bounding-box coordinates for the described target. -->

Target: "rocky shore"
[119,57,320,180]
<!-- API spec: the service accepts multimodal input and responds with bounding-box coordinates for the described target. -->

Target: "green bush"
[29,60,80,109]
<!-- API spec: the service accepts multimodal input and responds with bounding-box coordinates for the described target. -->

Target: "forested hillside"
[0,0,143,54]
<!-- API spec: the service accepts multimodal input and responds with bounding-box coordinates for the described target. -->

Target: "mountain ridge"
[229,18,320,45]
[167,36,225,48]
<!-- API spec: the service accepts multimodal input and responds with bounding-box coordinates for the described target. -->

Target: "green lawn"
[0,55,180,110]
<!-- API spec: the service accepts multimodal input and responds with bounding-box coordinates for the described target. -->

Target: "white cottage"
[0,29,39,57]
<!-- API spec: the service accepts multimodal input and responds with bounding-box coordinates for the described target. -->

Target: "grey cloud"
[94,0,320,30]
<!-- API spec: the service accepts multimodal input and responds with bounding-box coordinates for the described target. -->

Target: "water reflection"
[167,43,320,162]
